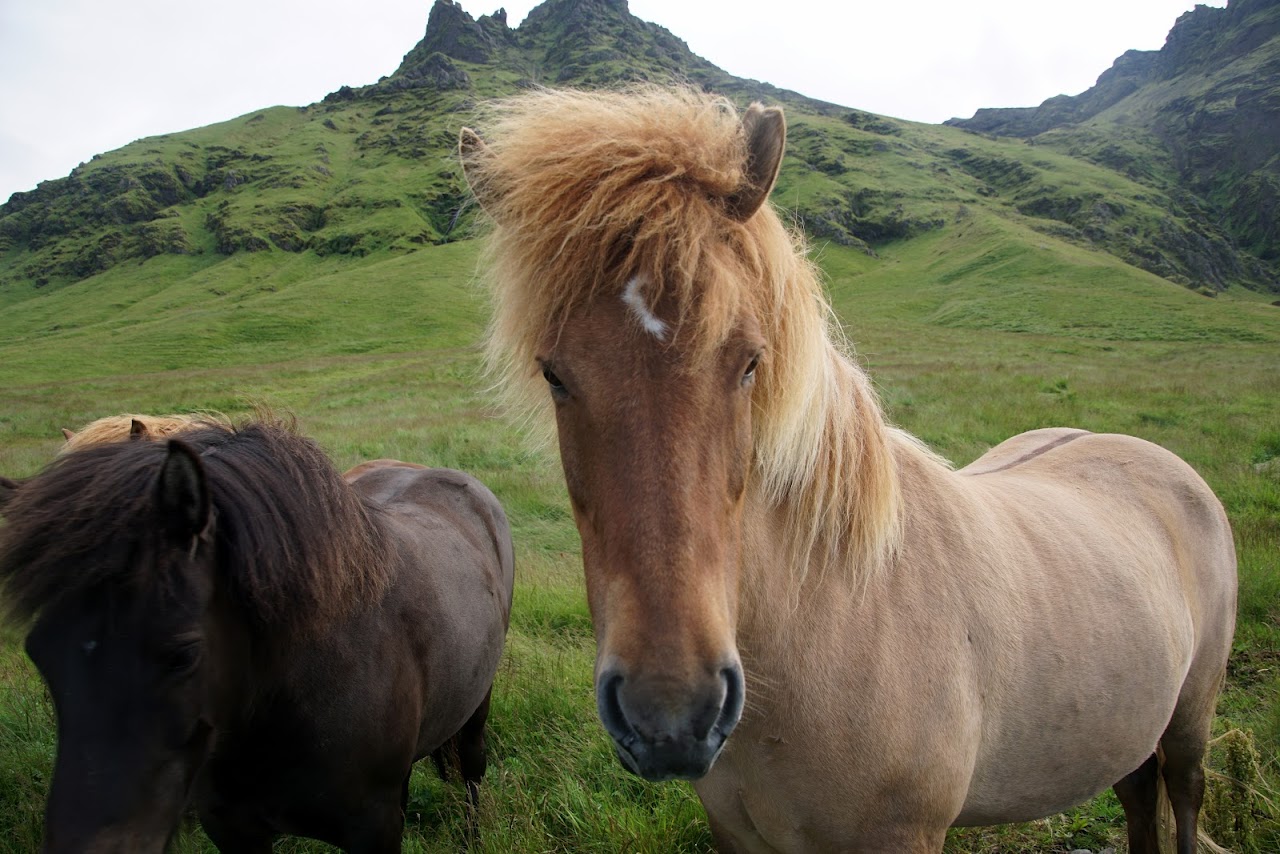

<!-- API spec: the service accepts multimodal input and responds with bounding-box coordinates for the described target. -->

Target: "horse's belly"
[413,616,507,752]
[955,627,1189,824]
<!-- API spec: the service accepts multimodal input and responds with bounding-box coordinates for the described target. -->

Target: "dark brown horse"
[0,420,515,853]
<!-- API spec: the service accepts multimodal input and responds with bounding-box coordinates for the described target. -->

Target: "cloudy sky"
[0,0,1222,203]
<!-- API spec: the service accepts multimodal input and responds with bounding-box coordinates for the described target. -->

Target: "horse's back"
[960,427,1235,654]
[346,460,515,612]
[962,428,1235,586]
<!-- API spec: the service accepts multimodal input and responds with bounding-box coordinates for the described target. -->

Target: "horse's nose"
[596,661,744,781]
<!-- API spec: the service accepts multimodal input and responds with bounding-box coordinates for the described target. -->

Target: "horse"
[0,419,515,853]
[458,86,1237,853]
[58,412,223,452]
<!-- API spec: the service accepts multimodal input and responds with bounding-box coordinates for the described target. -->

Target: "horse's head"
[462,92,787,781]
[3,442,227,852]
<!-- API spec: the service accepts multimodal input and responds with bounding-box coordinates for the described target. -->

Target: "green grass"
[0,223,1277,852]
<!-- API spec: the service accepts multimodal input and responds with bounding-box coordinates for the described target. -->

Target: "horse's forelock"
[472,85,907,588]
[0,422,393,638]
[0,441,165,622]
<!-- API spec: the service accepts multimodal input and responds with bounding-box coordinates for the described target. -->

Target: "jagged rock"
[382,52,471,91]
[412,0,497,63]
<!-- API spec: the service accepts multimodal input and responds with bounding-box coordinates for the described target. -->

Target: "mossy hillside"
[949,0,1280,278]
[3,0,1274,305]
[0,92,477,299]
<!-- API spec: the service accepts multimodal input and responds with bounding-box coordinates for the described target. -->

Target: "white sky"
[0,0,1223,204]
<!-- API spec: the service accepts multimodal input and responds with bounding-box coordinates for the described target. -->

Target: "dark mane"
[0,419,393,638]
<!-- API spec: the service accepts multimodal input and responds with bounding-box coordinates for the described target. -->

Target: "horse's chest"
[695,739,812,853]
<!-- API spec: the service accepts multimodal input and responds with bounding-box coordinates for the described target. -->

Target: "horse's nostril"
[717,664,745,738]
[597,671,634,743]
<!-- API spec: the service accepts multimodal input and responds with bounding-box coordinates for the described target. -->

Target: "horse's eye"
[742,355,760,385]
[166,642,202,677]
[542,365,566,394]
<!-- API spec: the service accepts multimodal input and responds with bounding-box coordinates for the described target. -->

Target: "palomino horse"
[0,419,515,852]
[58,412,223,452]
[459,87,1236,852]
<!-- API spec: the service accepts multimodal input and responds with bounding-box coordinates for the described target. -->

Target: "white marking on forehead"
[622,276,668,341]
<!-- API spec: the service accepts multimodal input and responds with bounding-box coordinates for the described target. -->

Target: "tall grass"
[0,233,1276,851]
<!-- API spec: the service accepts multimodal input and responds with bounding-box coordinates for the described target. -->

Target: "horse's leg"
[456,690,492,810]
[1161,688,1218,854]
[341,796,407,854]
[1164,753,1206,854]
[198,808,275,854]
[431,744,451,780]
[706,812,747,853]
[1113,753,1161,854]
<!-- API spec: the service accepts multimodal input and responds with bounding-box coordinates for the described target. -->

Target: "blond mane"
[466,86,911,581]
[61,413,231,454]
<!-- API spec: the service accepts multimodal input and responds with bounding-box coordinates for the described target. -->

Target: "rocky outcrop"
[412,0,503,64]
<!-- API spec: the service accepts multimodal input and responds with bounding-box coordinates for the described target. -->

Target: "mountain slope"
[2,0,1278,308]
[948,0,1280,283]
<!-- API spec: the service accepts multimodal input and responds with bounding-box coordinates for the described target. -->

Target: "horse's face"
[24,444,221,853]
[543,289,763,781]
[464,100,786,782]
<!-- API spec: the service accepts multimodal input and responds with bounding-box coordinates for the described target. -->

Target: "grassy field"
[0,213,1277,852]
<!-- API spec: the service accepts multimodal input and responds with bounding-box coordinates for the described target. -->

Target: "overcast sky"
[0,0,1223,204]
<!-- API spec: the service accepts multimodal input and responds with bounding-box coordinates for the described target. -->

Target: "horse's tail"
[1155,746,1176,853]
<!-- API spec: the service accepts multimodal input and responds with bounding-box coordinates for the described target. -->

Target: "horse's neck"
[737,380,953,646]
[745,348,887,597]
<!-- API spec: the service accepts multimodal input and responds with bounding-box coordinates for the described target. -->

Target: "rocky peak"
[412,0,499,65]
[1158,0,1280,75]
[521,0,633,29]
[947,0,1280,135]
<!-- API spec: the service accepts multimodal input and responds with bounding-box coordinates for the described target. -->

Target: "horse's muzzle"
[595,662,744,781]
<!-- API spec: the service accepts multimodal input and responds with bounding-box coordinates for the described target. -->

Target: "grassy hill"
[0,0,1278,850]
[948,0,1280,285]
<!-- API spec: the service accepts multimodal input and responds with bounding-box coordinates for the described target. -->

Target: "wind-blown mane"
[0,419,393,638]
[466,86,912,579]
[60,412,230,453]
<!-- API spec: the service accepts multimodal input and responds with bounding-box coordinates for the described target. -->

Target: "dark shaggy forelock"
[0,420,393,639]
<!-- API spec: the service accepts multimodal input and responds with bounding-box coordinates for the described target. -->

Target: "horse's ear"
[157,440,211,542]
[130,419,150,441]
[0,476,18,511]
[726,103,786,222]
[459,127,498,218]
[61,428,75,442]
